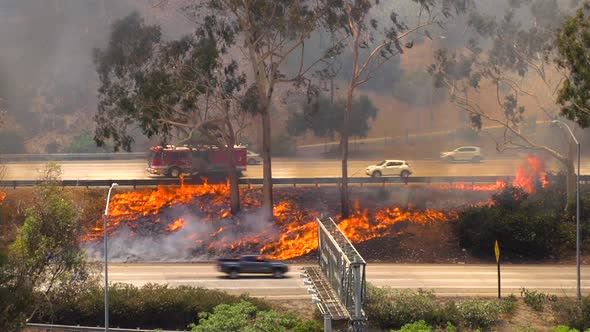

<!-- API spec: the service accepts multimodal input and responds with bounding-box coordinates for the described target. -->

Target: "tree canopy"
[287,94,378,140]
[94,12,248,151]
[1,163,94,331]
[191,300,321,332]
[555,2,590,128]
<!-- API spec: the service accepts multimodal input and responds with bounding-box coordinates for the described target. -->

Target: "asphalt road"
[2,157,582,180]
[108,263,590,298]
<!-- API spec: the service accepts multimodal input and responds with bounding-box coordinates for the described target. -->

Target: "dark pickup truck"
[217,254,289,279]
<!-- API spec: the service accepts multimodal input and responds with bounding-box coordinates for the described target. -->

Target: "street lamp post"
[552,120,581,301]
[104,183,118,331]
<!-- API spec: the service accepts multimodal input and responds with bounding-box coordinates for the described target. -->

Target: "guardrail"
[0,152,146,162]
[26,323,185,332]
[0,175,570,188]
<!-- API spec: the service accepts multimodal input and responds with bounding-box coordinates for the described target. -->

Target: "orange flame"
[168,218,184,231]
[0,192,6,204]
[513,155,547,193]
[262,206,455,260]
[438,155,547,193]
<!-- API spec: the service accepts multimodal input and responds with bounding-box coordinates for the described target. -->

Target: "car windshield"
[376,161,386,166]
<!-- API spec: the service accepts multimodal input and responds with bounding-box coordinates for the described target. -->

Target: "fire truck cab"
[146,144,247,178]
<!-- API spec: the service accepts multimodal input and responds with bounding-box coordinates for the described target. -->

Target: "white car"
[440,146,484,163]
[365,160,412,178]
[246,150,262,165]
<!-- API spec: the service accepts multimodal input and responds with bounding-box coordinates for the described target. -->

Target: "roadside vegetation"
[368,286,590,331]
[32,283,321,332]
[457,184,573,260]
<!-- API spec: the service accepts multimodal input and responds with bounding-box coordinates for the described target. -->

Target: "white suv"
[246,150,262,165]
[440,146,484,162]
[365,160,412,178]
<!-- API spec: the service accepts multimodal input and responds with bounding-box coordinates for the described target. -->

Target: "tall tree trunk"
[341,86,353,219]
[226,146,240,215]
[261,109,273,219]
[341,8,361,220]
[228,156,240,215]
[246,38,274,220]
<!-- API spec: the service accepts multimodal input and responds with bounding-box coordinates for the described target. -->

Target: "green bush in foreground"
[458,300,501,329]
[390,320,433,332]
[191,300,322,332]
[367,286,451,329]
[552,295,590,330]
[367,285,519,330]
[551,326,590,332]
[521,287,556,311]
[34,283,277,330]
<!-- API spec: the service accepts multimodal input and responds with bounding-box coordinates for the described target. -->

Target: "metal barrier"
[0,152,145,162]
[0,176,522,188]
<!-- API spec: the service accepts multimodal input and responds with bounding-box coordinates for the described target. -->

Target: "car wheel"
[247,158,257,165]
[229,269,239,279]
[471,156,482,163]
[371,171,382,177]
[273,269,284,279]
[168,167,181,178]
[400,170,410,178]
[447,156,455,162]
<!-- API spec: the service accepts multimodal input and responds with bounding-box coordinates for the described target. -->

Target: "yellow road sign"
[494,240,500,263]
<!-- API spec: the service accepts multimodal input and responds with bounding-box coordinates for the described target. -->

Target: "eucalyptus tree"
[429,0,580,202]
[94,13,249,213]
[323,0,470,218]
[180,0,334,219]
[555,2,590,128]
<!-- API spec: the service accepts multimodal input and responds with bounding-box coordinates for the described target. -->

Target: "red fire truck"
[146,145,247,177]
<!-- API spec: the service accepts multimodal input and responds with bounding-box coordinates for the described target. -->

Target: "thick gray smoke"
[83,206,287,263]
[0,0,140,153]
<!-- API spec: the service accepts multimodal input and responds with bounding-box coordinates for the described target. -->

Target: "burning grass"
[82,156,548,262]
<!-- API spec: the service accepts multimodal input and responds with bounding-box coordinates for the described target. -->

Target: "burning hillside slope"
[83,156,548,262]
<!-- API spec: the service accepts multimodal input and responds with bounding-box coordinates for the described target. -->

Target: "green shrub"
[552,326,580,332]
[499,295,518,314]
[552,297,583,329]
[367,287,444,329]
[391,320,433,332]
[444,321,457,332]
[457,186,570,259]
[553,295,590,330]
[34,283,275,330]
[457,300,501,329]
[190,300,322,332]
[521,288,556,311]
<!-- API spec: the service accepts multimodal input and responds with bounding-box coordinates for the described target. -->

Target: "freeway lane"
[2,157,582,180]
[109,263,590,298]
